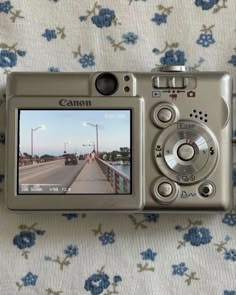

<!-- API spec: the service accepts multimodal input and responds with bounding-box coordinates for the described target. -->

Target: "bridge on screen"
[69,158,130,194]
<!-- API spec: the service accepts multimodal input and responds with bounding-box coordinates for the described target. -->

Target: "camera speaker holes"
[189,110,208,123]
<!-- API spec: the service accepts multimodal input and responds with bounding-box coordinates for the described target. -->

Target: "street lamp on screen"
[83,122,99,154]
[64,141,72,153]
[31,125,46,158]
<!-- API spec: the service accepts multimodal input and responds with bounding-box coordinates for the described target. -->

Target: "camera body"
[1,66,233,212]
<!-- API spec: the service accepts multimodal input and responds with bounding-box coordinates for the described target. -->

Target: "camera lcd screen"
[17,110,132,195]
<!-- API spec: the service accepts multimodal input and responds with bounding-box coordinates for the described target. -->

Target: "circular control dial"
[154,121,218,184]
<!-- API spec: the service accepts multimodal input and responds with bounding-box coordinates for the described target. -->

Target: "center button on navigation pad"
[177,144,195,161]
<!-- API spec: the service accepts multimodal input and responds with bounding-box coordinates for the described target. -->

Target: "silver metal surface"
[157,65,187,72]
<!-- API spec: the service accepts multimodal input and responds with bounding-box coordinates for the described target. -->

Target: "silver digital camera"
[0,66,233,212]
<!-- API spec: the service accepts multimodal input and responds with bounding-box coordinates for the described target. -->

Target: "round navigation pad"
[154,122,218,184]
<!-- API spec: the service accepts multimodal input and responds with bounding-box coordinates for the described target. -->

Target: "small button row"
[153,76,196,89]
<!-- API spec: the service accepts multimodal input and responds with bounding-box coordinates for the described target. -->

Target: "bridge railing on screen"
[96,157,130,194]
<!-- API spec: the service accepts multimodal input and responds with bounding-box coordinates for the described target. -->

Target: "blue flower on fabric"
[0,1,13,14]
[228,55,236,66]
[224,291,236,295]
[224,249,236,262]
[172,263,188,276]
[92,8,115,28]
[144,214,159,223]
[16,50,26,57]
[35,230,45,235]
[49,66,60,72]
[222,213,236,226]
[99,232,115,245]
[141,248,157,261]
[195,0,219,10]
[160,49,187,65]
[151,13,167,25]
[79,53,95,68]
[122,32,138,45]
[13,231,36,249]
[113,275,122,283]
[42,29,57,41]
[197,34,215,47]
[21,272,38,286]
[183,227,212,246]
[64,245,79,257]
[0,49,17,68]
[62,213,79,220]
[84,273,110,295]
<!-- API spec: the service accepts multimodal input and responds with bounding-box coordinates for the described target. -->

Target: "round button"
[177,144,195,161]
[199,182,215,197]
[157,108,172,123]
[152,103,179,128]
[158,182,173,197]
[152,178,179,204]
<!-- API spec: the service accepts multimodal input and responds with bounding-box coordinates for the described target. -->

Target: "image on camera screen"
[18,109,132,195]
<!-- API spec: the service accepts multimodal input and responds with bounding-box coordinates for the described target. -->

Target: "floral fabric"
[0,1,236,294]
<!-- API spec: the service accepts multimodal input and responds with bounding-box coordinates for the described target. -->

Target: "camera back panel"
[3,69,233,212]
